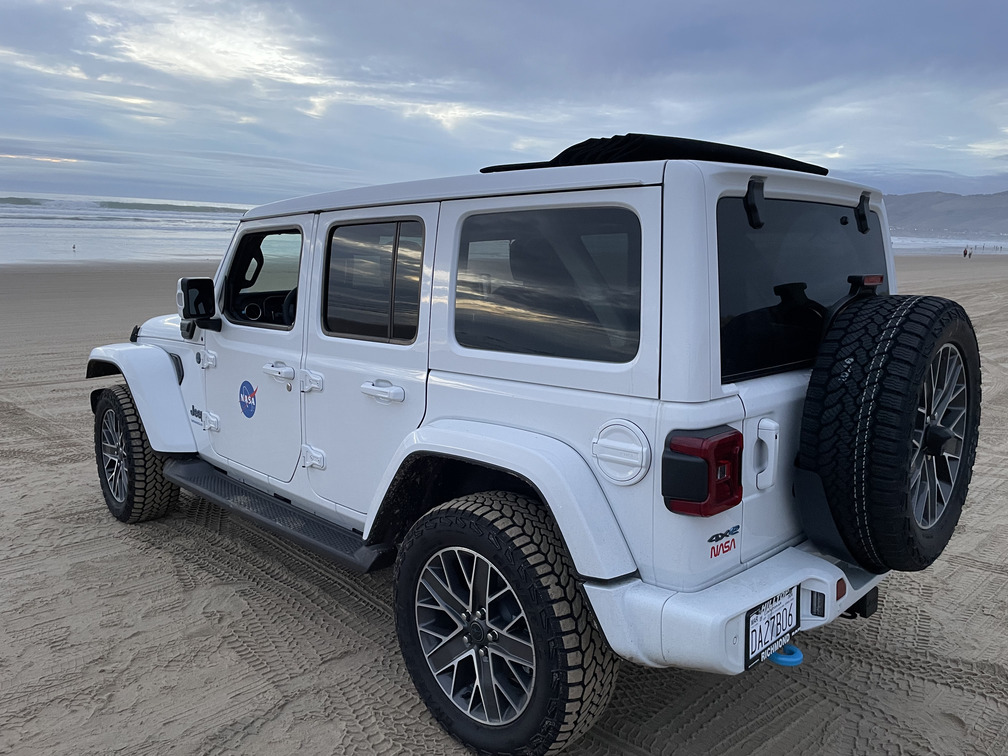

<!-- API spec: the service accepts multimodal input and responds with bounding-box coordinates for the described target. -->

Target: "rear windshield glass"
[717,197,888,383]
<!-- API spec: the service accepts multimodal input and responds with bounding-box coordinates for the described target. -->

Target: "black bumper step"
[162,458,395,573]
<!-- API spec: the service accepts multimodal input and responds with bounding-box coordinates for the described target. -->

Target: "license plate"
[745,586,800,668]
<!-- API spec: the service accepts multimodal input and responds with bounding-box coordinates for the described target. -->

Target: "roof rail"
[481,133,828,176]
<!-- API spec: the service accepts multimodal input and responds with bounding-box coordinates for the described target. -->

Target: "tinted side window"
[455,207,641,362]
[717,197,888,382]
[324,220,424,343]
[223,229,302,328]
[392,222,424,341]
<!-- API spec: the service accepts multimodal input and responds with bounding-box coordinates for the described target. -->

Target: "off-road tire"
[394,491,618,756]
[94,384,179,523]
[800,295,981,572]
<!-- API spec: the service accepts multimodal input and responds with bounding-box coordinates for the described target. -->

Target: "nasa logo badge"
[239,381,258,418]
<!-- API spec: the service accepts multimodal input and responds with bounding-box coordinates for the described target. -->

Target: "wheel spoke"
[491,628,535,667]
[934,357,964,420]
[925,456,939,527]
[909,436,926,480]
[425,631,471,674]
[935,454,956,504]
[925,364,936,415]
[419,568,468,618]
[470,556,491,611]
[474,652,502,722]
[494,661,528,711]
[911,474,927,527]
[909,457,923,496]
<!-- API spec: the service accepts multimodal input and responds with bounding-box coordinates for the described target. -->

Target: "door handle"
[361,380,405,403]
[263,362,296,381]
[756,418,780,490]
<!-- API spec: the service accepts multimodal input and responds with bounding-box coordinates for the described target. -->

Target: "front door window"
[223,229,302,328]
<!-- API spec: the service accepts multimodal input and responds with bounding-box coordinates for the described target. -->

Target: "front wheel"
[394,491,617,756]
[94,384,178,523]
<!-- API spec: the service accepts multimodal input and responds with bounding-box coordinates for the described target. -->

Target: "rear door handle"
[263,362,296,381]
[361,380,405,403]
[756,418,780,490]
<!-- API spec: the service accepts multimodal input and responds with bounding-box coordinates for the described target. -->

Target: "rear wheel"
[394,491,617,756]
[94,384,178,523]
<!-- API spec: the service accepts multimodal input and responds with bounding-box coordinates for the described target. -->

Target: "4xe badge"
[239,380,258,418]
[708,524,740,559]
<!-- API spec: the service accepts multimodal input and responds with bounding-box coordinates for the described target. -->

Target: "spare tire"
[799,294,981,573]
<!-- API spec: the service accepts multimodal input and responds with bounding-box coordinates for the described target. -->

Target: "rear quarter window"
[454,207,641,363]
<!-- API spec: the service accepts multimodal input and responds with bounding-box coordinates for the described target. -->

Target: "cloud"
[0,152,79,164]
[966,129,1008,161]
[0,46,87,79]
[85,7,324,85]
[0,1,1007,201]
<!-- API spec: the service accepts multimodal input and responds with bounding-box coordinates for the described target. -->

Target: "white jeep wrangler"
[87,134,981,755]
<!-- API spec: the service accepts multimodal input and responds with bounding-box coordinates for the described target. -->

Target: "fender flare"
[365,418,638,581]
[87,344,197,453]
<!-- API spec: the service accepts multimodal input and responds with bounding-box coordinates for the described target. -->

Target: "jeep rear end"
[586,160,899,673]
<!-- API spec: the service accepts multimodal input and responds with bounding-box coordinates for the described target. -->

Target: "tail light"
[662,426,743,516]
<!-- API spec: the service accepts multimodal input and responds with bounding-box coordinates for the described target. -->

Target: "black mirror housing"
[176,277,222,338]
[179,277,216,319]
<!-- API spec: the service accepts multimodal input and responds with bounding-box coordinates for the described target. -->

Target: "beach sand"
[1,255,1006,755]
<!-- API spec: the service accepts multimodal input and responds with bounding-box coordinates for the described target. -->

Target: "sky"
[1,0,1007,205]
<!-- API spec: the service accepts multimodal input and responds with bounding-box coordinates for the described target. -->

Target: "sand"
[1,255,1006,755]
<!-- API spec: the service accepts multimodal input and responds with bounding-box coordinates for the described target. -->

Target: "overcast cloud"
[1,0,1006,203]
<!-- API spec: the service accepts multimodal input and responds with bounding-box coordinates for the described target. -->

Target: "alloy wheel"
[100,408,129,503]
[414,546,536,725]
[910,344,968,529]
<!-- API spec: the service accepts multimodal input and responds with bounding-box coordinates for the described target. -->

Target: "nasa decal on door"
[239,381,258,418]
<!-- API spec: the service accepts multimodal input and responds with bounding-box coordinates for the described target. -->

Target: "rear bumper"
[584,543,885,674]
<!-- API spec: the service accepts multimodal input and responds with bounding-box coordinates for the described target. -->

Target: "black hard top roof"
[481,133,829,176]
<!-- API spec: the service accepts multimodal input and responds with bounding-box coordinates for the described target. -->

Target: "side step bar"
[162,458,395,573]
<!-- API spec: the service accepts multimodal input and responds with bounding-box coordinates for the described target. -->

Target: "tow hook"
[768,643,803,667]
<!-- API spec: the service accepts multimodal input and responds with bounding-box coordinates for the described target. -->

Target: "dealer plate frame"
[745,585,800,668]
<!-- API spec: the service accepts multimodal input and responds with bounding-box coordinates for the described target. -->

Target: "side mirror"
[177,277,221,337]
[178,277,215,319]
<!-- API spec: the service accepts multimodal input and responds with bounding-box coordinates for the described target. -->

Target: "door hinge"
[300,369,324,393]
[301,445,326,469]
[203,411,220,432]
[200,350,217,369]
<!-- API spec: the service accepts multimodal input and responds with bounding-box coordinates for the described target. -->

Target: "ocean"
[1,192,1004,266]
[890,235,1006,256]
[0,193,247,265]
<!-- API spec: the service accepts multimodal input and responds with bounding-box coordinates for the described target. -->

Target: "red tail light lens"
[662,426,743,516]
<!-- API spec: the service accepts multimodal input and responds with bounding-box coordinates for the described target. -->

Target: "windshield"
[717,196,888,383]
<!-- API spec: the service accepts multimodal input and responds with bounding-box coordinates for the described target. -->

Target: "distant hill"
[884,191,1008,236]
